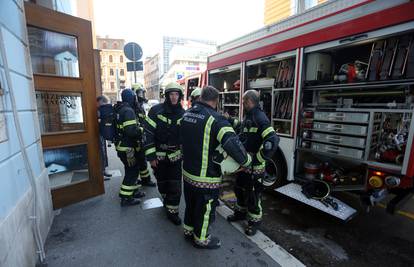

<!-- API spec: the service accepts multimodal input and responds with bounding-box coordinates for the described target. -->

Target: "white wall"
[0,0,54,266]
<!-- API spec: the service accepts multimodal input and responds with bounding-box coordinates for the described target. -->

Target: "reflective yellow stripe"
[177,118,182,125]
[249,127,258,133]
[262,126,275,138]
[248,200,262,220]
[200,199,213,241]
[183,169,221,183]
[217,126,235,143]
[201,116,215,177]
[256,150,265,163]
[116,145,132,152]
[123,119,136,128]
[168,150,181,158]
[165,205,179,210]
[242,154,252,168]
[146,117,157,128]
[157,114,171,124]
[121,184,139,190]
[145,147,156,156]
[140,170,149,175]
[253,163,266,170]
[183,224,194,231]
[119,190,133,196]
[156,152,167,156]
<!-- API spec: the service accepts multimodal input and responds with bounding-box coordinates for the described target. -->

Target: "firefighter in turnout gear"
[132,84,156,187]
[190,87,201,107]
[227,90,279,236]
[116,89,146,207]
[144,82,185,225]
[180,86,252,249]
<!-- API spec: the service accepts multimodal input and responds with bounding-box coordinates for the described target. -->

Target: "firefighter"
[227,90,279,236]
[144,82,185,225]
[180,86,252,249]
[189,87,201,107]
[132,84,156,187]
[116,89,146,207]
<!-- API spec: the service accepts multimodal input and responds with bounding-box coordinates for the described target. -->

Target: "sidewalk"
[44,147,281,267]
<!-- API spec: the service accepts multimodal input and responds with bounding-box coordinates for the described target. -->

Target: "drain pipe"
[0,30,46,263]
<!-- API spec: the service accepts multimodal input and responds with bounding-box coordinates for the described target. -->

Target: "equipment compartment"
[304,32,414,86]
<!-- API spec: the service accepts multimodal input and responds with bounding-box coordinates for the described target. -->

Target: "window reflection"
[36,91,85,134]
[28,26,80,78]
[44,144,89,189]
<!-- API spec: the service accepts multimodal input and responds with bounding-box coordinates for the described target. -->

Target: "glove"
[126,147,136,167]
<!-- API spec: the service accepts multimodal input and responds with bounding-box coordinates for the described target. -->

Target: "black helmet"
[121,89,137,108]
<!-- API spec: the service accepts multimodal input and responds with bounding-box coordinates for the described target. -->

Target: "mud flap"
[275,183,357,221]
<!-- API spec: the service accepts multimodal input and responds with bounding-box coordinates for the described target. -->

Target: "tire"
[262,150,288,190]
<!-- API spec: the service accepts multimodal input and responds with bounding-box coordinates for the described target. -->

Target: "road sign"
[127,61,143,71]
[124,42,143,61]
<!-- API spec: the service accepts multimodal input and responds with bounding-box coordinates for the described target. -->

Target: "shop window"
[28,26,80,78]
[109,55,113,63]
[35,91,85,134]
[44,144,90,189]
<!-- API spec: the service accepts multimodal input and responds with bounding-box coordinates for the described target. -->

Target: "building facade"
[144,54,160,100]
[264,0,326,25]
[1,1,104,266]
[162,36,216,75]
[97,37,129,103]
[161,41,216,88]
[0,1,53,266]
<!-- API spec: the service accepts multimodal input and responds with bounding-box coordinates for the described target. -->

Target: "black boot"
[193,235,221,249]
[227,211,246,222]
[167,212,182,225]
[120,198,141,207]
[133,190,146,198]
[245,221,260,236]
[141,178,156,187]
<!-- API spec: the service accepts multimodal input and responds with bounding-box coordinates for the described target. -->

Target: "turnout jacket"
[240,106,279,167]
[144,103,185,162]
[115,102,142,151]
[180,102,252,188]
[135,103,146,125]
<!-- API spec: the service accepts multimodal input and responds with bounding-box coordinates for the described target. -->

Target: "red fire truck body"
[207,0,414,220]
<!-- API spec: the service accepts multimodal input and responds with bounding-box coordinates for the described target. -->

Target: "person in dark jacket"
[144,82,185,225]
[97,95,112,180]
[116,89,145,207]
[132,84,156,187]
[227,90,279,236]
[180,86,252,249]
[189,87,201,107]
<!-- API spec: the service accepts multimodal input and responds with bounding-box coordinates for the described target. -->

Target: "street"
[44,147,286,267]
[44,146,414,267]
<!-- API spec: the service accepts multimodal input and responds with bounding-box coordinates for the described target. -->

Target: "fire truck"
[181,72,207,109]
[207,0,414,220]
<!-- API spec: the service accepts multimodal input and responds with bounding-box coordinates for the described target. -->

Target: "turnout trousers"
[234,167,264,225]
[183,180,219,244]
[136,150,151,184]
[117,150,142,199]
[153,159,182,214]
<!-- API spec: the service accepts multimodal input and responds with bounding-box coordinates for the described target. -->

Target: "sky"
[94,0,265,58]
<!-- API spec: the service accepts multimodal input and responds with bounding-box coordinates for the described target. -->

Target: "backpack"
[99,103,121,141]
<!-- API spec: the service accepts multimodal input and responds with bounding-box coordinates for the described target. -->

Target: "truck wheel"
[262,150,287,190]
